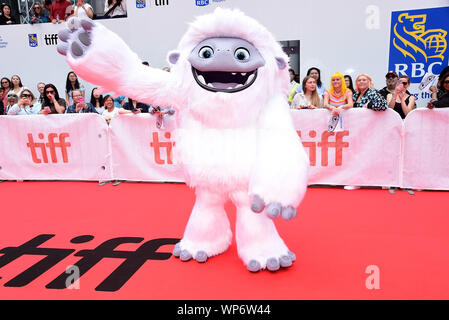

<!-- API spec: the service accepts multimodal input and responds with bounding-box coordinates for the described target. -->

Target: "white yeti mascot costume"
[57,8,309,272]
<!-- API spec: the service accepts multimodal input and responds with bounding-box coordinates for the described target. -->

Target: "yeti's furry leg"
[173,187,232,263]
[232,191,295,272]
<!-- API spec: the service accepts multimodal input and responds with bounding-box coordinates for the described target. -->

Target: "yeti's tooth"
[246,74,255,83]
[235,84,244,88]
[207,83,214,88]
[227,86,234,89]
[232,72,237,75]
[241,72,247,76]
[197,75,206,84]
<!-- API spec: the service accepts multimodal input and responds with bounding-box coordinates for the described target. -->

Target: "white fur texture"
[64,8,309,271]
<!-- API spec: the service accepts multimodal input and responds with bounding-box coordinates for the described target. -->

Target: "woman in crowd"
[0,4,18,25]
[102,94,140,125]
[291,76,322,109]
[8,75,24,97]
[387,75,416,119]
[7,89,42,115]
[344,75,355,94]
[89,87,105,114]
[41,84,66,114]
[1,77,12,110]
[72,0,94,19]
[352,74,387,111]
[292,67,327,101]
[428,72,449,108]
[29,3,50,24]
[65,71,85,106]
[4,93,19,114]
[323,72,353,116]
[104,0,127,18]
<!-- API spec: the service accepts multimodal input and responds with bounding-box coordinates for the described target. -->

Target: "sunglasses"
[400,81,408,85]
[1,81,8,84]
[444,80,449,84]
[21,94,32,98]
[46,90,55,94]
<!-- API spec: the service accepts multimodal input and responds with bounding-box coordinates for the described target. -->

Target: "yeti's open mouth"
[192,67,258,93]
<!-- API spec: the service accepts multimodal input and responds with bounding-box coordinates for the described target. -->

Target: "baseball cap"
[385,71,398,78]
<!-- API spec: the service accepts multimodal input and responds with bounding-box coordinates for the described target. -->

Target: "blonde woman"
[323,72,353,116]
[291,76,322,109]
[352,74,387,111]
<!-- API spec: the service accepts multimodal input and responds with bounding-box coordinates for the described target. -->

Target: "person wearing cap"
[4,93,19,115]
[378,71,398,100]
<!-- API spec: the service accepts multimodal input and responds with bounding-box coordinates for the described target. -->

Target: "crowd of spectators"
[0,0,126,25]
[0,63,173,123]
[288,67,449,118]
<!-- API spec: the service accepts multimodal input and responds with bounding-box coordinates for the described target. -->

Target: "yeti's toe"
[247,260,261,273]
[280,255,292,268]
[266,257,280,272]
[266,202,281,219]
[195,251,208,263]
[180,249,192,262]
[281,206,297,221]
[173,243,181,257]
[251,195,265,213]
[288,251,296,262]
[71,42,84,57]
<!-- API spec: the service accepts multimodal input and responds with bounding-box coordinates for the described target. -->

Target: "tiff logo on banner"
[27,133,71,164]
[44,34,58,46]
[297,130,349,166]
[150,132,174,165]
[155,0,168,6]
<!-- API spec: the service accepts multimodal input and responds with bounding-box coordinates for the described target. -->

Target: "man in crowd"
[379,71,399,100]
[37,82,45,104]
[66,89,98,113]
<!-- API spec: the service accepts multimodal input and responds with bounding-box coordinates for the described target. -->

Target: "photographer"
[65,89,98,113]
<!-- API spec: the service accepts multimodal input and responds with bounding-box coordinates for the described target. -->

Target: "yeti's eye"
[234,48,250,61]
[198,46,214,59]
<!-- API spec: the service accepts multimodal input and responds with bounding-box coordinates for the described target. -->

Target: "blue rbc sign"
[388,7,449,83]
[136,0,146,8]
[28,34,38,47]
[196,0,209,6]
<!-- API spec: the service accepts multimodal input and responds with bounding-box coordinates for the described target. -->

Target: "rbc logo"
[28,34,38,47]
[196,0,209,6]
[388,7,449,83]
[136,0,146,8]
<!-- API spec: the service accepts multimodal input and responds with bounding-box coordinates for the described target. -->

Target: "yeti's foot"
[247,251,296,273]
[172,232,232,264]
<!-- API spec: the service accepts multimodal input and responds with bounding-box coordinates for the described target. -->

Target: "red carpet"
[0,181,448,300]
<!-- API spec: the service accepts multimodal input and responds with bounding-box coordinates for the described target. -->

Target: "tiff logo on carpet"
[0,234,180,292]
[27,133,71,164]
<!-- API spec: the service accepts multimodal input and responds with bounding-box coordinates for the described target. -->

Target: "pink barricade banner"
[0,114,111,181]
[108,114,183,182]
[402,109,449,190]
[291,108,403,187]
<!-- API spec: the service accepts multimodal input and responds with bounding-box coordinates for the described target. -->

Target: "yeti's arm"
[57,18,179,107]
[249,94,309,220]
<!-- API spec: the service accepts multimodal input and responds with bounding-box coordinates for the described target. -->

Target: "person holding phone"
[29,3,50,24]
[41,84,66,114]
[66,89,98,113]
[7,89,42,115]
[387,75,416,119]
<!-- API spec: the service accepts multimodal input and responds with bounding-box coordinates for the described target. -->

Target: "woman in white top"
[8,75,24,98]
[291,76,322,109]
[102,94,140,125]
[104,0,127,18]
[72,0,94,19]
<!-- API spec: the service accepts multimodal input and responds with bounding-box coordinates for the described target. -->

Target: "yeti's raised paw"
[251,195,297,221]
[57,17,96,58]
[173,243,209,263]
[247,252,296,273]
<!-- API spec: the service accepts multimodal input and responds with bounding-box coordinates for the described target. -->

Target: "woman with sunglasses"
[428,73,449,109]
[7,89,42,115]
[41,84,67,114]
[387,75,416,119]
[29,3,50,24]
[1,77,12,111]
